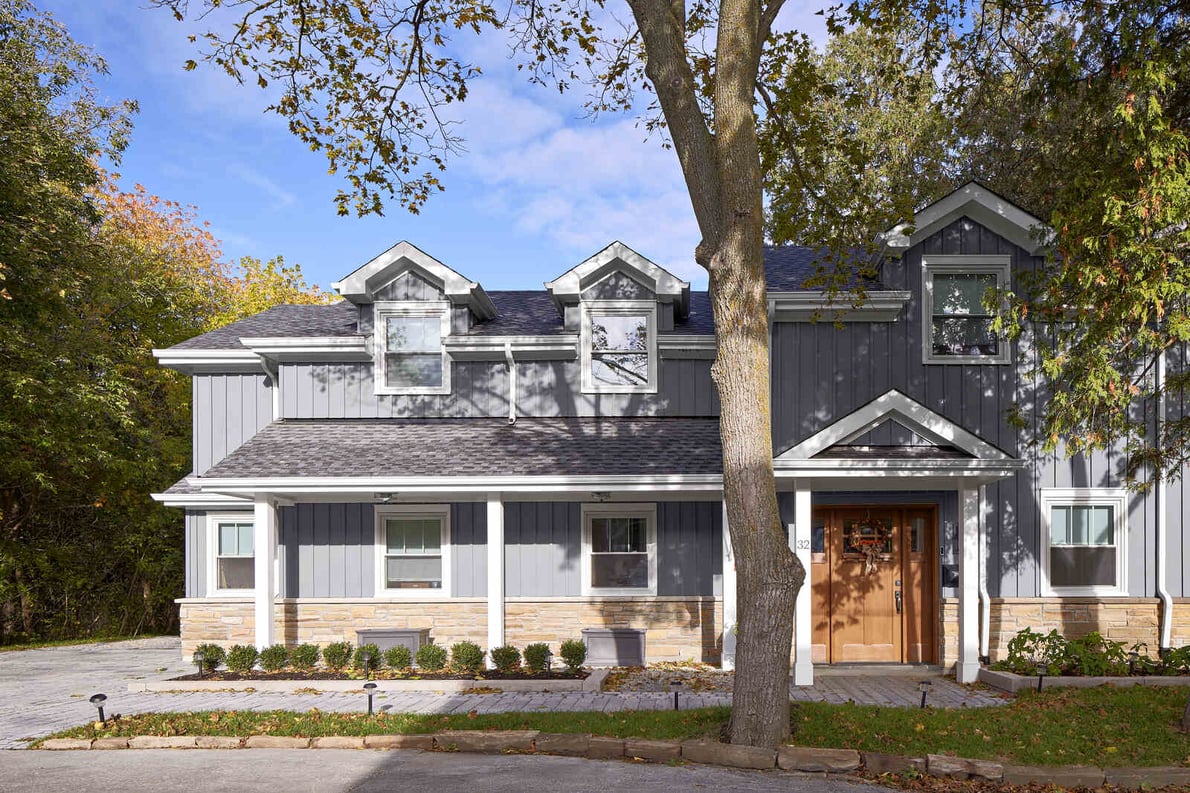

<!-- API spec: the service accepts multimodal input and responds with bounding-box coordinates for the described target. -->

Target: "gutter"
[978,485,991,662]
[1157,348,1174,651]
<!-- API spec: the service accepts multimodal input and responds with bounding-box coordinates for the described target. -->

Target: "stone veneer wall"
[177,598,487,658]
[504,597,723,664]
[937,597,1190,671]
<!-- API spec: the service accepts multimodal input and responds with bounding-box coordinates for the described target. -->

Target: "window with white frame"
[582,504,656,594]
[581,302,657,393]
[922,256,1011,364]
[209,516,254,595]
[374,303,451,394]
[375,507,450,595]
[1041,488,1128,595]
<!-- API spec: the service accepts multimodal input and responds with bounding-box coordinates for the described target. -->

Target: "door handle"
[894,590,903,615]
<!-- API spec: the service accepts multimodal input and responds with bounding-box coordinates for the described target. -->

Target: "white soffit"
[332,241,497,319]
[776,388,1012,462]
[881,182,1052,256]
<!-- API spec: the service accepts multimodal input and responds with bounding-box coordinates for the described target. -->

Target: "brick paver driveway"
[0,637,1006,749]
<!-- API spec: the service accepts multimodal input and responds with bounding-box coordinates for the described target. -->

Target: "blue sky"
[43,1,825,293]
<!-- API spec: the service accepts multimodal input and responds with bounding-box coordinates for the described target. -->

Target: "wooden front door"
[810,507,936,664]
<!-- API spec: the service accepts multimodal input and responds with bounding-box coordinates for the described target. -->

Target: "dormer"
[333,242,496,395]
[546,242,690,395]
[881,181,1050,256]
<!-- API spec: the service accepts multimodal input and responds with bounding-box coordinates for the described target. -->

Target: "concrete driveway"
[0,637,1004,749]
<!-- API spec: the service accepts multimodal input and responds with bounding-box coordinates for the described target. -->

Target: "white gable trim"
[333,241,496,318]
[882,182,1052,256]
[545,241,690,313]
[776,389,1011,462]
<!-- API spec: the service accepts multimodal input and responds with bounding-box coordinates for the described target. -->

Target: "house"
[153,183,1190,685]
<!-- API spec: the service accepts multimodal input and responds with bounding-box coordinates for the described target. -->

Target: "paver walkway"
[0,637,1006,749]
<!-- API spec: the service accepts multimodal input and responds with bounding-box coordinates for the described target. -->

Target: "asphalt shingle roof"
[200,418,722,479]
[170,301,361,350]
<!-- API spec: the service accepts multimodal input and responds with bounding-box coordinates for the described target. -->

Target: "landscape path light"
[359,649,375,680]
[544,648,553,679]
[363,682,378,716]
[917,680,932,709]
[193,649,205,678]
[1035,661,1048,693]
[669,679,682,711]
[89,693,107,725]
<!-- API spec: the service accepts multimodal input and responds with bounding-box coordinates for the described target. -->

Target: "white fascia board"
[657,335,716,351]
[240,336,370,362]
[773,458,1026,474]
[197,474,724,495]
[150,491,253,508]
[152,348,260,372]
[444,335,579,361]
[544,241,690,312]
[778,388,1013,461]
[880,183,1052,255]
[333,241,496,319]
[768,291,911,322]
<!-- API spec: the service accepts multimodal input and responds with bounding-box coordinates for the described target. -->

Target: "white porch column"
[253,495,277,650]
[792,486,814,686]
[486,494,505,663]
[721,500,737,670]
[957,485,981,683]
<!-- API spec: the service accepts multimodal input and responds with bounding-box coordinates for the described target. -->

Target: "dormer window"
[374,303,451,394]
[581,301,657,393]
[921,256,1010,365]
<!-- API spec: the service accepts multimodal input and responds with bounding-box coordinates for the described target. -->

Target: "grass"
[38,686,1190,767]
[0,634,163,653]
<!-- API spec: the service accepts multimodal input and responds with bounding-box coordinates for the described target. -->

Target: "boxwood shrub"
[523,642,551,673]
[384,645,412,670]
[259,644,289,672]
[450,641,485,674]
[353,643,383,672]
[559,639,586,671]
[225,644,259,674]
[192,643,225,674]
[289,643,320,670]
[490,645,521,673]
[322,641,353,672]
[416,642,448,671]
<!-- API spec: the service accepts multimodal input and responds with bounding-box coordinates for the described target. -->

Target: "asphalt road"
[0,749,889,792]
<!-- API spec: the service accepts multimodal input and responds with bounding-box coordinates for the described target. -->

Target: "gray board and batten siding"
[769,216,1158,599]
[185,501,721,599]
[192,373,273,475]
[278,358,719,419]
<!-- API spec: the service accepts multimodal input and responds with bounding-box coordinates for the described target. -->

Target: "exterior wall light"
[363,682,378,716]
[89,693,108,725]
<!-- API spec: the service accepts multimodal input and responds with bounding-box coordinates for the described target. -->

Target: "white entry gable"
[881,182,1052,256]
[777,389,1011,462]
[545,241,690,317]
[333,241,497,319]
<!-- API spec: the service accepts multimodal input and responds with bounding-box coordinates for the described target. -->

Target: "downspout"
[504,343,517,425]
[978,485,991,663]
[258,357,280,420]
[1157,347,1174,651]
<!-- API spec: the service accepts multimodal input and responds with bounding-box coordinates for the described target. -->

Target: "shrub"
[225,644,259,674]
[1066,632,1129,676]
[259,644,289,672]
[997,628,1068,675]
[559,639,586,671]
[323,641,353,672]
[416,642,447,671]
[490,645,521,673]
[289,643,320,670]
[192,643,225,674]
[523,642,551,673]
[353,643,383,672]
[450,641,485,674]
[384,645,413,670]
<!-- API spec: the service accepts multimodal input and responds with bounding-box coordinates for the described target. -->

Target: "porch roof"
[198,417,724,480]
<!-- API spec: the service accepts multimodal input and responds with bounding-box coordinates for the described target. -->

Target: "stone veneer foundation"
[178,596,723,663]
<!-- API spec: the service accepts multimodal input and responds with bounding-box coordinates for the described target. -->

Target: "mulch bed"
[171,669,587,682]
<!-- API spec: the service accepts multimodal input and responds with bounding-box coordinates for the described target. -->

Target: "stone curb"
[33,730,1177,790]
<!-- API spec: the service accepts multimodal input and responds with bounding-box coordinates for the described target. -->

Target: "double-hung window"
[376,507,450,595]
[581,302,657,393]
[209,516,254,595]
[374,303,450,394]
[921,256,1010,364]
[582,504,656,595]
[1041,489,1128,595]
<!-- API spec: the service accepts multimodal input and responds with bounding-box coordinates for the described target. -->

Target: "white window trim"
[374,504,452,598]
[373,301,452,396]
[206,513,266,598]
[1039,488,1129,597]
[921,255,1011,366]
[580,502,658,596]
[580,300,658,394]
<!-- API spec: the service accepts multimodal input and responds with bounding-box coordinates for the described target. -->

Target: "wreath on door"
[851,517,890,575]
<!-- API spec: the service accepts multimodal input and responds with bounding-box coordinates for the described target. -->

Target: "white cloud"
[234,166,299,210]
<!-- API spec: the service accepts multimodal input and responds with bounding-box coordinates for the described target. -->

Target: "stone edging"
[128,668,609,695]
[38,730,1190,790]
[978,667,1190,694]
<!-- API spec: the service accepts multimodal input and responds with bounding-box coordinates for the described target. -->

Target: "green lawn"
[0,635,162,653]
[40,685,1190,767]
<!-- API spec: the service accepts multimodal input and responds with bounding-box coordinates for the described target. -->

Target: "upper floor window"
[374,303,451,395]
[1040,488,1128,596]
[921,256,1010,365]
[581,301,657,393]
